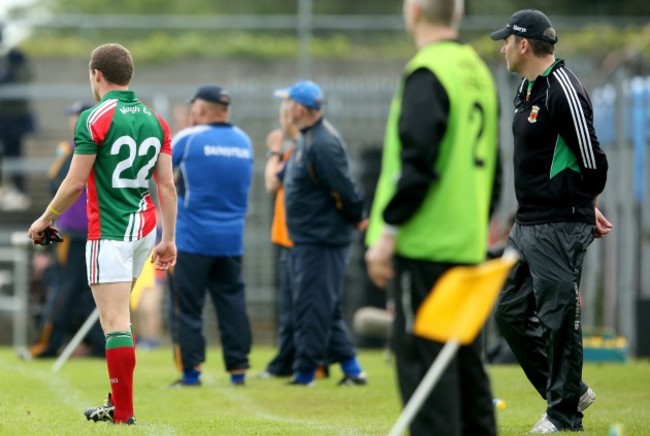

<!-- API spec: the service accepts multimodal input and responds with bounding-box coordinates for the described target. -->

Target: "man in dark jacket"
[491,9,612,433]
[278,80,367,386]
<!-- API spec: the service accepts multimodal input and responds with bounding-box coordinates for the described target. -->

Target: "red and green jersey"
[74,90,172,241]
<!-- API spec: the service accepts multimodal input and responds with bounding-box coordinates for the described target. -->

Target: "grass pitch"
[0,346,647,435]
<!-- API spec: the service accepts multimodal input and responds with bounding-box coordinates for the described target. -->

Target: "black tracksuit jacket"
[512,59,608,225]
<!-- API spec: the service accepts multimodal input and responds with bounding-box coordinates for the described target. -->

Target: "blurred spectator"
[130,215,165,350]
[129,251,164,349]
[24,101,104,359]
[171,103,191,135]
[0,45,35,210]
[168,84,254,387]
[257,99,298,378]
[28,250,54,328]
[364,0,501,433]
[278,80,367,387]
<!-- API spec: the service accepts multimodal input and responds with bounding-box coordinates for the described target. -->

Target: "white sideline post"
[51,308,100,373]
[388,339,460,436]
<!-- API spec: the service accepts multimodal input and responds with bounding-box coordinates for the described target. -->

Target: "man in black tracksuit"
[491,9,612,433]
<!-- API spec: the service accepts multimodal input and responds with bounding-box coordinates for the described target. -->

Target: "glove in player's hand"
[33,226,64,246]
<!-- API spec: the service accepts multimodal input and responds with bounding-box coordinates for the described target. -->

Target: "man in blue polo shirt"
[277,80,368,386]
[168,84,254,387]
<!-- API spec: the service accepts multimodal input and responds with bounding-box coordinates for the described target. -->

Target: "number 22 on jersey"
[111,135,161,189]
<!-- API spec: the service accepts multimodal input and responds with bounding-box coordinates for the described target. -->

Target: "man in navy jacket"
[279,81,367,386]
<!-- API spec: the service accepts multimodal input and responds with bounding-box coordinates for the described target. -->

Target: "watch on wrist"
[266,150,282,159]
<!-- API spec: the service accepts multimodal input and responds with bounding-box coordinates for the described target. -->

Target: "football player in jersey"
[28,43,177,425]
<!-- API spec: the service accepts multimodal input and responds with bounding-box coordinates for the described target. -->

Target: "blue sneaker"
[288,371,316,387]
[288,377,315,387]
[230,373,246,386]
[169,378,201,387]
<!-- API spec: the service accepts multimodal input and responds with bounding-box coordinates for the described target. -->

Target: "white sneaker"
[578,387,596,412]
[530,414,559,434]
[530,388,595,434]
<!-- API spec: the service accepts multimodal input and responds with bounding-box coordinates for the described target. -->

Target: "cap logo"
[513,24,527,33]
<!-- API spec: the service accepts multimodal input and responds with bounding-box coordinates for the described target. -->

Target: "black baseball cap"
[191,84,231,105]
[65,101,93,116]
[490,9,558,44]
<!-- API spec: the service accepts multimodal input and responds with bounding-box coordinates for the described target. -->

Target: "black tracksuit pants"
[169,251,251,372]
[495,222,594,431]
[31,236,104,358]
[291,243,356,374]
[392,256,497,436]
[266,246,295,376]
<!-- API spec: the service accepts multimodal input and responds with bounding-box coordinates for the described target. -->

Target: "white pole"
[388,339,460,436]
[51,308,100,373]
[297,0,312,79]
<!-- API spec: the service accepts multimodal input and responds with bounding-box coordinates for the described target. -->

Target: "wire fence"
[0,12,649,356]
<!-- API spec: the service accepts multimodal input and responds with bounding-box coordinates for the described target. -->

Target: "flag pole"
[51,308,100,373]
[388,250,519,435]
[388,339,460,436]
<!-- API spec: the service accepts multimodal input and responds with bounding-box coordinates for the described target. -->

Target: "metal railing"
[0,232,31,349]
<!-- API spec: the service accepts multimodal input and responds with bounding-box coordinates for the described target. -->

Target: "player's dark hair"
[89,43,134,86]
[515,30,556,56]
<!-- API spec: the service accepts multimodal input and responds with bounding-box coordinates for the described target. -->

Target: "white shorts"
[86,230,156,285]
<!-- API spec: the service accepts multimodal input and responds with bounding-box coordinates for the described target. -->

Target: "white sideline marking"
[0,356,178,434]
[3,356,364,434]
[202,372,357,433]
[0,356,87,410]
[220,388,347,432]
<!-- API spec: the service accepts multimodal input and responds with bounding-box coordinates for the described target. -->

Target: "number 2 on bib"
[111,135,161,188]
[469,102,487,168]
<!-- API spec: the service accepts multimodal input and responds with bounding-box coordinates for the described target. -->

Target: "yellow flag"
[413,254,518,345]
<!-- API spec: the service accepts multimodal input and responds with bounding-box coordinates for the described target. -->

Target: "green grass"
[0,346,648,435]
[490,362,650,435]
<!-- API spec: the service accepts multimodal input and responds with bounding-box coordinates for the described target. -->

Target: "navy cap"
[274,80,323,109]
[65,101,93,116]
[191,84,231,105]
[491,9,558,44]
